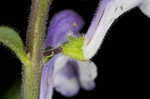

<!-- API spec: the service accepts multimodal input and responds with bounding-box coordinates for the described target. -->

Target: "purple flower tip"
[44,10,85,48]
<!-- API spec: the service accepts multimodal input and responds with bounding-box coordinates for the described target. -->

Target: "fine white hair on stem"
[139,0,150,17]
[83,0,142,59]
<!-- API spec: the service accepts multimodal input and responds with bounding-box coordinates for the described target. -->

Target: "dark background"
[0,0,149,98]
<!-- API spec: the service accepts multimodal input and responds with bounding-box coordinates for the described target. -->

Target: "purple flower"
[40,0,150,99]
[40,10,97,99]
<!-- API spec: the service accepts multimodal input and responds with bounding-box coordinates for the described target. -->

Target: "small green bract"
[62,35,85,61]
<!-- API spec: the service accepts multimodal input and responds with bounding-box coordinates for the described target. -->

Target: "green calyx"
[62,35,85,61]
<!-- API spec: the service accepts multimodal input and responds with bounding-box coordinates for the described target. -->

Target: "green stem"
[23,0,52,99]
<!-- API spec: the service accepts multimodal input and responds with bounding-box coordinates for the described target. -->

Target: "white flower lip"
[83,0,143,60]
[40,53,98,99]
[53,54,97,97]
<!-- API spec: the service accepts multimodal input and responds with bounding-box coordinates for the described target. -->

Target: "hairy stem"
[23,0,52,99]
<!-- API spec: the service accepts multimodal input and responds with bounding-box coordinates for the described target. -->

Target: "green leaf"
[0,26,30,65]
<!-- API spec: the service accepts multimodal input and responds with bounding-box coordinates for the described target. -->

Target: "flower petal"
[44,10,84,48]
[76,60,97,90]
[139,0,150,17]
[41,53,98,98]
[53,55,80,97]
[40,54,59,99]
[84,0,142,59]
[54,71,80,97]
